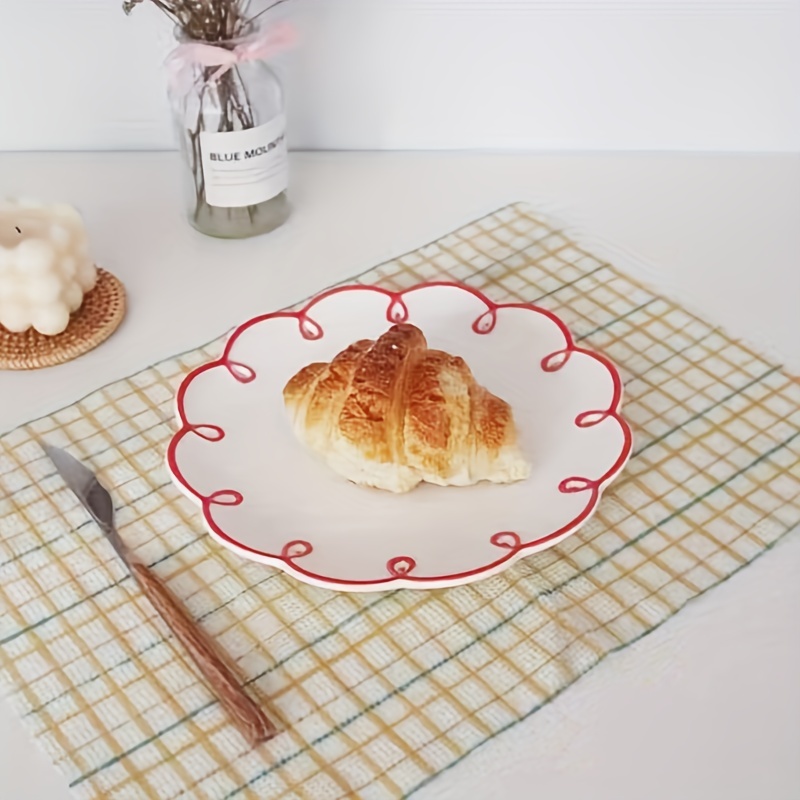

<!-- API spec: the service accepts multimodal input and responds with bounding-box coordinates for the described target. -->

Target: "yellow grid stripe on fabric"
[0,203,798,800]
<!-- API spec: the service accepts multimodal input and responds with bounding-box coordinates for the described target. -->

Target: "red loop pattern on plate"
[184,424,225,442]
[575,409,613,428]
[386,556,417,577]
[386,295,410,323]
[558,477,601,494]
[224,359,257,383]
[472,308,498,334]
[298,313,324,340]
[541,348,573,372]
[281,540,313,559]
[206,490,244,506]
[490,531,522,550]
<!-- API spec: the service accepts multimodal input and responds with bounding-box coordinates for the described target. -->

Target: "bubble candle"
[0,199,98,336]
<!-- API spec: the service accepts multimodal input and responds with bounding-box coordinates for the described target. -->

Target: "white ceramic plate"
[167,283,632,591]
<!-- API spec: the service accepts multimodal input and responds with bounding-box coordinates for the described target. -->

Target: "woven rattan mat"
[0,269,126,370]
[1,203,798,799]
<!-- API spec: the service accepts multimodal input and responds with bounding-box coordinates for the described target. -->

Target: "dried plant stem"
[183,67,260,226]
[122,0,290,39]
[248,0,292,26]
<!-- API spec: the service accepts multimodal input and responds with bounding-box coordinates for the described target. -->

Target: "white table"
[1,152,798,799]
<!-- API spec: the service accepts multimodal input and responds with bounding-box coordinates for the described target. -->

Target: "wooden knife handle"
[129,560,277,747]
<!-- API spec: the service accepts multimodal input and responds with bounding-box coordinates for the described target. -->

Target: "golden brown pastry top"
[283,323,528,492]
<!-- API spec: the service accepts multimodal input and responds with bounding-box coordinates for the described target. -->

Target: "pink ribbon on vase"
[166,23,296,95]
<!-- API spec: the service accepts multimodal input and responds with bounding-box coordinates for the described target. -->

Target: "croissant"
[283,323,530,493]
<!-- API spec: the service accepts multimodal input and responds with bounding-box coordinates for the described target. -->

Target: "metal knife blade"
[44,444,128,561]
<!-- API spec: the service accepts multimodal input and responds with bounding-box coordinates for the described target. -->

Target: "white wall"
[1,0,799,152]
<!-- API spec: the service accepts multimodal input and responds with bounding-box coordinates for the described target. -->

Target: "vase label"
[200,115,289,208]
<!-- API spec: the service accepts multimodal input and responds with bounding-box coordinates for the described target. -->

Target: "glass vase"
[167,32,291,239]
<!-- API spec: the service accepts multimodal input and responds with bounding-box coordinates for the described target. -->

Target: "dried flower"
[122,0,291,42]
[122,0,144,14]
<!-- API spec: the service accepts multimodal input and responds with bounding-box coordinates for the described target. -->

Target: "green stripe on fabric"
[23,569,286,718]
[0,579,133,647]
[529,263,610,302]
[575,299,656,340]
[633,365,780,457]
[1,475,170,568]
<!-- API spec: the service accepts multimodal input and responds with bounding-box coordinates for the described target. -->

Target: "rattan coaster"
[0,268,126,370]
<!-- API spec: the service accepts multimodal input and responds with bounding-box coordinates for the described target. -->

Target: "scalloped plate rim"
[166,281,633,592]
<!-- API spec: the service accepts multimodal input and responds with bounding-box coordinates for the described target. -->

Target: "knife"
[44,443,277,747]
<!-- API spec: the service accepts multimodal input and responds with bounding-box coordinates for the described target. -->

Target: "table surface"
[1,151,798,800]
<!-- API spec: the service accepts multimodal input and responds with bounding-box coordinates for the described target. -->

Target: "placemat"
[1,203,798,799]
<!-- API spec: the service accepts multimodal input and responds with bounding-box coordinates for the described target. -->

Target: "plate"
[167,283,632,591]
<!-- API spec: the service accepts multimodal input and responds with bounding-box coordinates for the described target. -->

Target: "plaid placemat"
[1,203,798,799]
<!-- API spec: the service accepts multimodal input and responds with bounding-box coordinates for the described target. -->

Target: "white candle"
[0,199,98,336]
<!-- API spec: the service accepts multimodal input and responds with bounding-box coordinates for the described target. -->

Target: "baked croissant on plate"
[283,323,530,493]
